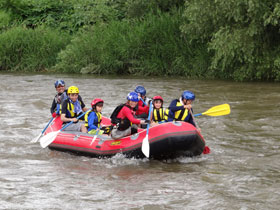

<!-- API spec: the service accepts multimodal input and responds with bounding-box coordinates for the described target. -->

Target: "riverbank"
[1,1,279,81]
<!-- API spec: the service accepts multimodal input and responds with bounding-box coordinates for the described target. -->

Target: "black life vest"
[110,103,133,131]
[110,104,125,124]
[54,91,68,114]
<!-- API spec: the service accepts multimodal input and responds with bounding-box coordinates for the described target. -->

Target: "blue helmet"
[182,90,195,100]
[54,79,65,88]
[127,92,139,102]
[134,85,146,96]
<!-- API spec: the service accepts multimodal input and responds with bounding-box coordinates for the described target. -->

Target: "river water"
[0,73,279,209]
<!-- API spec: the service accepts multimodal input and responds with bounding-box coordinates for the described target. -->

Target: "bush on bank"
[0,26,70,71]
[55,10,209,77]
[0,0,279,81]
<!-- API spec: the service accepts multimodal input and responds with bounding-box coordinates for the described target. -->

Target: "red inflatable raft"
[43,117,206,159]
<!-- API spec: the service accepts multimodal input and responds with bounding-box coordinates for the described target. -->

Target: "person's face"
[96,104,103,112]
[56,85,65,94]
[137,93,145,99]
[183,99,193,105]
[69,93,78,102]
[128,100,138,108]
[153,100,162,109]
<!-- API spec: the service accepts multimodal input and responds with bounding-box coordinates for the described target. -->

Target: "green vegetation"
[0,26,70,71]
[181,0,280,81]
[0,0,279,81]
[55,10,208,77]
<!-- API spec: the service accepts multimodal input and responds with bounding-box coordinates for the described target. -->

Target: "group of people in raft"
[50,79,198,140]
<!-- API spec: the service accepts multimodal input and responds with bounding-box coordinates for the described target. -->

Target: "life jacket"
[54,91,68,114]
[65,98,83,119]
[110,104,133,131]
[84,111,102,128]
[152,108,165,123]
[164,99,189,121]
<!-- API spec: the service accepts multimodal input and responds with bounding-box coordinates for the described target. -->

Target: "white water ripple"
[0,73,280,209]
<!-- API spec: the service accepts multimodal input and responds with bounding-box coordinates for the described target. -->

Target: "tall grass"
[55,10,209,76]
[0,10,11,30]
[0,26,70,71]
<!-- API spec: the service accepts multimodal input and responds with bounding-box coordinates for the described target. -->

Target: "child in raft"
[151,95,165,125]
[85,98,105,135]
[60,86,88,132]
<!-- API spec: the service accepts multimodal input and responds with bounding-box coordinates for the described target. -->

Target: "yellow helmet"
[67,86,79,94]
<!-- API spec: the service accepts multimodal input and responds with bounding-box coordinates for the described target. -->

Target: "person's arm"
[50,98,56,114]
[82,107,89,112]
[88,113,98,131]
[78,96,88,112]
[77,95,87,112]
[61,113,78,123]
[122,107,142,124]
[169,100,184,112]
[166,101,177,122]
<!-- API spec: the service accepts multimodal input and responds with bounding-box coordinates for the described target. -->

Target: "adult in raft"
[110,92,149,139]
[165,90,197,129]
[60,86,88,132]
[50,79,68,117]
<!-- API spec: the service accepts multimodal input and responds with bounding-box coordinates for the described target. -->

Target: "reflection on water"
[0,73,280,209]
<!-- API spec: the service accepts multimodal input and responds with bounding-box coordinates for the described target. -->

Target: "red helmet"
[91,98,104,107]
[153,95,163,102]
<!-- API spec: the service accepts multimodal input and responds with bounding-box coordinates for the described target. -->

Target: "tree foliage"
[0,0,184,32]
[181,0,280,81]
[0,0,279,81]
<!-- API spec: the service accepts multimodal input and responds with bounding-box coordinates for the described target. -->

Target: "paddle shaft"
[32,104,61,143]
[40,106,60,134]
[60,109,91,131]
[140,97,147,106]
[42,117,55,134]
[141,101,153,158]
[31,116,56,143]
[146,101,153,135]
[190,108,211,154]
[189,109,200,130]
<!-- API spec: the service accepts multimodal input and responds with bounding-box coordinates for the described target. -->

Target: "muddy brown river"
[0,73,279,209]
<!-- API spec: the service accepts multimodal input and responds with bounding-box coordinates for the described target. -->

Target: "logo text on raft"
[111,141,121,146]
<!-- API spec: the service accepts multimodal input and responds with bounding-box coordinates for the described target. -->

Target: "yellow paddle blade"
[202,104,231,116]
